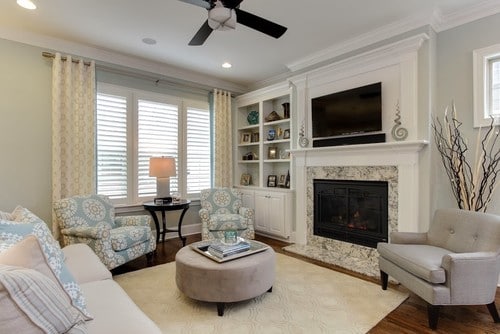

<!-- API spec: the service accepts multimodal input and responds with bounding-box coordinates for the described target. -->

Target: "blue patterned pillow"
[0,214,92,320]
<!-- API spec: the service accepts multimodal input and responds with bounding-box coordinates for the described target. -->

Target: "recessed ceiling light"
[142,38,157,45]
[222,62,232,69]
[17,0,36,10]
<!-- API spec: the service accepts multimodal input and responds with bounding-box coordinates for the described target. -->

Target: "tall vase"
[282,102,290,119]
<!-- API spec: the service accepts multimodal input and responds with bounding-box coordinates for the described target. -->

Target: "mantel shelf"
[289,140,429,157]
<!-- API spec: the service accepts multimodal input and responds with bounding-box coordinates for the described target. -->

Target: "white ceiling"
[0,0,498,91]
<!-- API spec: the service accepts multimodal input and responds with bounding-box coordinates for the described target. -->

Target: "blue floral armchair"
[53,194,156,270]
[199,188,255,240]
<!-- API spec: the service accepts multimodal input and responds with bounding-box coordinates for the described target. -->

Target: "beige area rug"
[114,253,408,334]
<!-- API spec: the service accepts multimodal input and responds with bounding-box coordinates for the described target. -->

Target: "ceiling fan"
[179,0,287,45]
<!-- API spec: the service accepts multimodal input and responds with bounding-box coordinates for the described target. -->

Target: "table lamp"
[149,156,176,201]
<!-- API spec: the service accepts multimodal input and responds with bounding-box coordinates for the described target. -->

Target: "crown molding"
[285,11,432,73]
[0,27,247,94]
[286,0,500,75]
[432,0,500,32]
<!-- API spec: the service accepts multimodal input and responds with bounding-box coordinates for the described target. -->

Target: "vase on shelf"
[282,102,290,119]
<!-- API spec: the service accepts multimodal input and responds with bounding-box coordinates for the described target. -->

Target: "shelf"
[238,142,259,147]
[238,124,259,131]
[238,160,260,163]
[264,119,290,126]
[264,159,290,163]
[263,139,290,145]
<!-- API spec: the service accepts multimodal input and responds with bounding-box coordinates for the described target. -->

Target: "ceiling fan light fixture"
[17,0,36,10]
[208,7,236,31]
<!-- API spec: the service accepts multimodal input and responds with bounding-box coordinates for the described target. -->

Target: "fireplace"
[313,179,388,248]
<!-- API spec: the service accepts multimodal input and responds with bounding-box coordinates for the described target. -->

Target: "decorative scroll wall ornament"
[297,75,310,148]
[432,103,500,212]
[298,121,309,148]
[391,101,408,141]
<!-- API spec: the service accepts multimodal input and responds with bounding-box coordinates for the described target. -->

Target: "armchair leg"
[146,251,154,266]
[486,302,500,323]
[217,302,225,316]
[427,304,440,330]
[380,270,388,290]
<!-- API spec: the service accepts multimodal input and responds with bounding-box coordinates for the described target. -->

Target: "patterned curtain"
[213,89,233,187]
[51,53,96,238]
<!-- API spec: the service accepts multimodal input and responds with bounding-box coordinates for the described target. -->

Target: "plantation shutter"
[491,58,500,116]
[186,107,211,194]
[96,93,128,200]
[137,99,179,198]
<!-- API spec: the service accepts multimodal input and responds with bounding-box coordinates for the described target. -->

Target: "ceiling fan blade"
[189,20,213,45]
[221,0,244,9]
[178,0,212,9]
[235,9,287,39]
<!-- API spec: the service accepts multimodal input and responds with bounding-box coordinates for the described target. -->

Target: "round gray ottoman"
[175,245,275,316]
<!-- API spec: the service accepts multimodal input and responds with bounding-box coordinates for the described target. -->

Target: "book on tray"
[208,241,250,259]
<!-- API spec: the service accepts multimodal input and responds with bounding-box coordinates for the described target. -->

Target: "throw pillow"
[0,219,92,319]
[0,264,88,334]
[0,209,13,220]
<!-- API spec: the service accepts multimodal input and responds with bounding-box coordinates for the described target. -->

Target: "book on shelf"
[208,242,250,259]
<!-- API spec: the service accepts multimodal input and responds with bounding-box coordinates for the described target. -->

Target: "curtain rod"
[42,51,238,97]
[42,51,92,66]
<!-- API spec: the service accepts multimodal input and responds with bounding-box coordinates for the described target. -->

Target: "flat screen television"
[311,82,382,139]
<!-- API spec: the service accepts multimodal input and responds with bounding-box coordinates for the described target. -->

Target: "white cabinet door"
[267,192,286,236]
[254,191,270,232]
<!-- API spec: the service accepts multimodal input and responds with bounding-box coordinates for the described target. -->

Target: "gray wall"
[0,39,52,222]
[434,13,500,215]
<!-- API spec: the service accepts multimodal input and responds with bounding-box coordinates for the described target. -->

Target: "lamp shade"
[149,157,176,178]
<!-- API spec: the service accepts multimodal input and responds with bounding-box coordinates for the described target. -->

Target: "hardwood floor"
[111,234,500,333]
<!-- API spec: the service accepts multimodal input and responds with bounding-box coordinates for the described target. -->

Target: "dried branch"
[432,103,500,212]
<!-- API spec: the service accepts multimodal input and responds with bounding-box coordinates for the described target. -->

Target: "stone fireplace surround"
[286,141,427,277]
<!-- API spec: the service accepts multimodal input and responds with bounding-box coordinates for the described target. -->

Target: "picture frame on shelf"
[283,129,290,139]
[278,174,286,187]
[240,132,251,144]
[240,173,252,186]
[276,127,283,139]
[251,132,259,142]
[267,175,277,187]
[268,146,277,159]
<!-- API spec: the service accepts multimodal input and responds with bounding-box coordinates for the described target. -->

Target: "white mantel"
[290,140,428,244]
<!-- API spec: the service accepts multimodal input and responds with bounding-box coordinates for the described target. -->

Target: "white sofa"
[0,205,161,333]
[63,243,161,333]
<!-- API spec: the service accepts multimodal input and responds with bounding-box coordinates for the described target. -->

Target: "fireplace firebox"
[313,179,388,248]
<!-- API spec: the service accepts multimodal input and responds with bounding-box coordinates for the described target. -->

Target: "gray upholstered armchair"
[199,188,255,241]
[53,194,156,270]
[377,208,500,329]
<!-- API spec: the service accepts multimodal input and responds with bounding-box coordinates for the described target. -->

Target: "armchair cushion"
[377,243,449,284]
[109,226,152,251]
[114,215,151,227]
[207,213,248,231]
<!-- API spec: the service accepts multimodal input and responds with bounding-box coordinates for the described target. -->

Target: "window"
[473,44,500,127]
[96,83,211,205]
